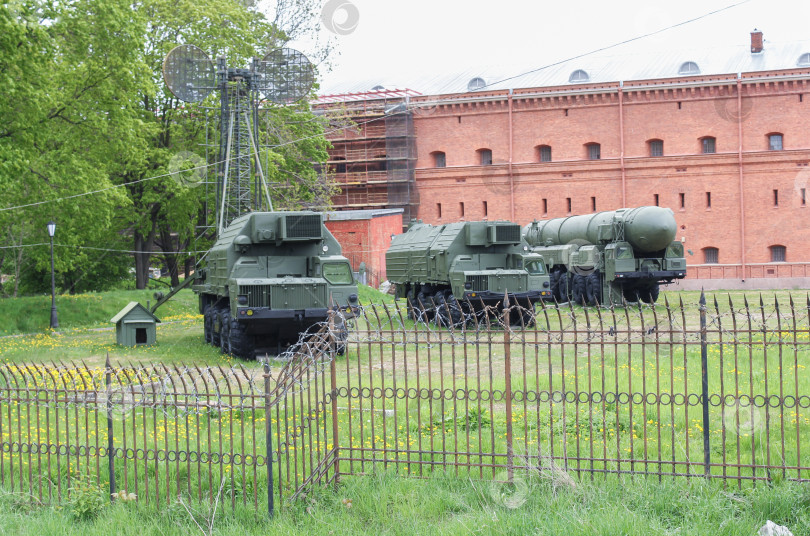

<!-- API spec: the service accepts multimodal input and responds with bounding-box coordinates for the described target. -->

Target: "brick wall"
[325,212,403,287]
[412,73,810,278]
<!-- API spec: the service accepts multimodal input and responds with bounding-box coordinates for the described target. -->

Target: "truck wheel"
[586,272,601,306]
[229,322,254,358]
[416,291,431,322]
[203,305,213,343]
[333,319,349,355]
[550,271,561,301]
[445,292,463,327]
[433,292,448,327]
[640,284,660,304]
[557,273,569,303]
[571,274,586,306]
[622,287,639,304]
[219,311,231,354]
[211,307,222,346]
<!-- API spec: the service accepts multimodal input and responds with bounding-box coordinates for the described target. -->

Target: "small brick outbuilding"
[110,302,160,346]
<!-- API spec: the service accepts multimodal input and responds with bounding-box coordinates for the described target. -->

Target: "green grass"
[0,284,198,336]
[0,471,807,535]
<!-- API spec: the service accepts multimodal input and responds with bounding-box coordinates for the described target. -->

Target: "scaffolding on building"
[314,89,420,226]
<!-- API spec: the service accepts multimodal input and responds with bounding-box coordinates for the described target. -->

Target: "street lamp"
[47,221,58,329]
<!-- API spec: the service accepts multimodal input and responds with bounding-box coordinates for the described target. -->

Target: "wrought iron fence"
[0,292,808,516]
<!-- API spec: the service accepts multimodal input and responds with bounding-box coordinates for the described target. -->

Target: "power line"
[0,1,750,214]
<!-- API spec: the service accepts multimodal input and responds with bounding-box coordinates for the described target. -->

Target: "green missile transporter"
[522,206,687,305]
[192,212,358,357]
[386,220,552,324]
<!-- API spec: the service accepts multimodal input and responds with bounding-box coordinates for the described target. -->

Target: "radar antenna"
[162,45,315,236]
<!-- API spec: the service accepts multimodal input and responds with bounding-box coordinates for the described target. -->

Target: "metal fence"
[1,292,809,515]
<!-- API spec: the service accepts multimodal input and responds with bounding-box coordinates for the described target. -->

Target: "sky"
[283,0,810,94]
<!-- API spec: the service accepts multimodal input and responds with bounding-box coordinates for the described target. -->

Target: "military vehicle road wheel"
[211,308,222,346]
[203,305,213,343]
[571,274,586,306]
[549,271,561,301]
[219,311,231,354]
[585,272,600,306]
[333,319,349,355]
[557,273,569,303]
[622,287,639,303]
[433,292,448,326]
[416,291,432,321]
[229,321,254,358]
[448,294,463,327]
[640,284,660,304]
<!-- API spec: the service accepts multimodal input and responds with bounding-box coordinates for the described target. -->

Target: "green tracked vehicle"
[192,211,358,357]
[522,206,687,306]
[386,220,552,325]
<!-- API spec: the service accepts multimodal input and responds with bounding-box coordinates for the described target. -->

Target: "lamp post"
[47,221,58,329]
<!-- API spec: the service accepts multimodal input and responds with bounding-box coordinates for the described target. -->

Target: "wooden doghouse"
[110,302,160,346]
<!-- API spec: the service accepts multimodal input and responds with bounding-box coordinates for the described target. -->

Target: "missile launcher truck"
[386,220,553,324]
[192,211,358,357]
[522,206,687,305]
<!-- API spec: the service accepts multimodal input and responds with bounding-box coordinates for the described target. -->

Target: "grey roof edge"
[110,301,161,324]
[324,208,405,221]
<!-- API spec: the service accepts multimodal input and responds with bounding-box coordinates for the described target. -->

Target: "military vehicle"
[191,211,358,357]
[522,206,687,305]
[386,220,552,324]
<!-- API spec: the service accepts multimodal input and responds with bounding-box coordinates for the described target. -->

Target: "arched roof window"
[678,61,701,75]
[568,69,589,83]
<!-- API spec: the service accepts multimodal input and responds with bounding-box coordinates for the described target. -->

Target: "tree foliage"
[0,0,335,295]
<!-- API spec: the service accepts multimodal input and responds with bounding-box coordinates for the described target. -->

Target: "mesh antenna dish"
[257,48,315,104]
[162,44,215,103]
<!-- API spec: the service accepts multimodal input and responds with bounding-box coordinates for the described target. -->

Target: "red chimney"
[751,29,763,53]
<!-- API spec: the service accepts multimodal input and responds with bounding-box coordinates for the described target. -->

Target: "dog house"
[110,302,160,346]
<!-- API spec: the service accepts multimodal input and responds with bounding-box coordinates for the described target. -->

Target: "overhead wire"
[0,1,750,214]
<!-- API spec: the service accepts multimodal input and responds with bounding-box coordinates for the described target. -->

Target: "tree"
[0,0,152,295]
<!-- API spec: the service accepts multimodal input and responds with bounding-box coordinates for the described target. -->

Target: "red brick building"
[324,209,403,287]
[318,32,810,289]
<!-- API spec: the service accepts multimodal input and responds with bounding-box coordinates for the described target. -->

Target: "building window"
[437,203,442,219]
[432,151,446,168]
[569,69,589,83]
[706,192,711,208]
[648,139,664,157]
[542,198,548,215]
[773,189,779,206]
[770,245,786,262]
[483,201,488,217]
[537,145,552,162]
[459,202,465,217]
[591,196,596,211]
[678,61,701,75]
[701,137,716,154]
[768,133,783,151]
[585,143,601,160]
[703,247,719,264]
[654,194,659,206]
[566,197,572,213]
[798,53,810,67]
[801,188,807,207]
[679,193,685,209]
[477,148,492,165]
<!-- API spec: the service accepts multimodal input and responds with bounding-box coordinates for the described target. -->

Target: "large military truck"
[192,211,358,357]
[522,206,687,305]
[386,220,552,324]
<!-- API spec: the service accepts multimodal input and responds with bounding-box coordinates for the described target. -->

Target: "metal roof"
[319,39,810,97]
[324,208,404,221]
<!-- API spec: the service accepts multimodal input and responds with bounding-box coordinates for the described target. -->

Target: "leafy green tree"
[0,0,151,295]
